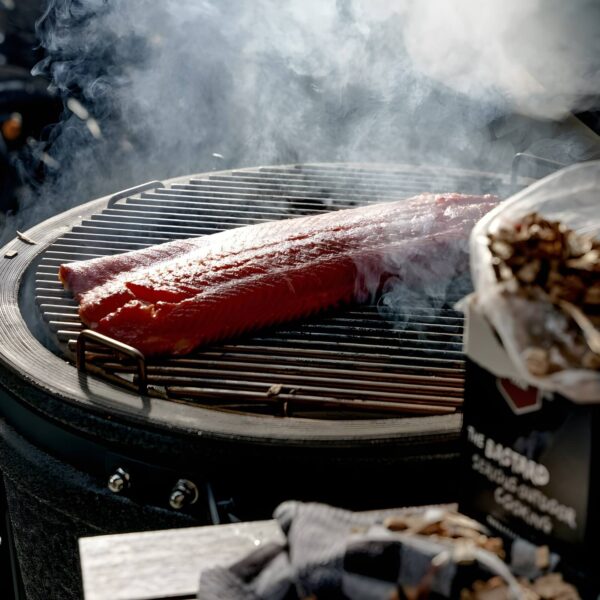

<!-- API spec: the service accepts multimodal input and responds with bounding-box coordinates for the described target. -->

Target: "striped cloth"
[198,502,542,599]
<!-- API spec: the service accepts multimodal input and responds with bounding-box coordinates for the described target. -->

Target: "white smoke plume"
[402,0,600,120]
[1,0,599,244]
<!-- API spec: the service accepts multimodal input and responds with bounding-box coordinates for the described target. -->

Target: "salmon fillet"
[59,193,498,356]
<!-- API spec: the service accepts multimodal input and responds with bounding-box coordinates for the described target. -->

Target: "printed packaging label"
[459,301,599,573]
[461,361,591,549]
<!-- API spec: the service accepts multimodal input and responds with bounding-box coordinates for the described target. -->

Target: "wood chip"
[488,213,600,372]
[383,508,579,599]
[517,260,541,284]
[583,351,600,369]
[16,230,37,245]
[534,545,550,570]
[559,300,600,355]
[385,510,504,558]
[523,347,551,377]
[531,573,580,600]
[462,573,580,600]
[266,384,283,397]
[384,515,410,531]
[583,284,600,306]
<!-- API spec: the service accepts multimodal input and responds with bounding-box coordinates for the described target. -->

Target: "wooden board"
[80,504,455,599]
[79,520,285,600]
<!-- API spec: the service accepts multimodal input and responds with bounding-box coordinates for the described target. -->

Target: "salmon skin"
[59,193,498,356]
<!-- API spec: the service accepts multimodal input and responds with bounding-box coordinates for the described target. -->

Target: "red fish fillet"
[59,193,498,356]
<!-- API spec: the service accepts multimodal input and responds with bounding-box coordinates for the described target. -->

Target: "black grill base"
[0,412,460,599]
[0,419,195,600]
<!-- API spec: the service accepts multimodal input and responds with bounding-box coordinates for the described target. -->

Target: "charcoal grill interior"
[32,163,510,420]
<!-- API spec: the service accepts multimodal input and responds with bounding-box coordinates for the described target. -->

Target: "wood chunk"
[535,545,550,570]
[462,573,580,600]
[531,573,580,600]
[488,213,600,372]
[523,347,550,377]
[584,284,600,306]
[266,383,283,397]
[384,516,410,531]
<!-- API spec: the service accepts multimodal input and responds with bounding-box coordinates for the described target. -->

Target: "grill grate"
[34,164,510,419]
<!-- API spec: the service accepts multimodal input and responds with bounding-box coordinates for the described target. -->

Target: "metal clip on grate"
[77,329,148,395]
[107,180,165,208]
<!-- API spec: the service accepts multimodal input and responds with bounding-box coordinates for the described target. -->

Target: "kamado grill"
[0,163,511,599]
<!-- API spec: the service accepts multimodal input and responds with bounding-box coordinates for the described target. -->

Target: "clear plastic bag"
[466,160,600,403]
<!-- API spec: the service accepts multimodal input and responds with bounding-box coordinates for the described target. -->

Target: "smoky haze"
[403,0,600,120]
[2,0,599,240]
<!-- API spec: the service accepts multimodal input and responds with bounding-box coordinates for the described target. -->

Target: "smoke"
[403,0,600,120]
[2,1,599,245]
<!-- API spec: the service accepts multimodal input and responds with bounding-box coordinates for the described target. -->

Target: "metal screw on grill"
[169,479,199,510]
[108,467,130,493]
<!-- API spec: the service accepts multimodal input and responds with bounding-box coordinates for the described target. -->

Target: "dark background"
[0,1,60,213]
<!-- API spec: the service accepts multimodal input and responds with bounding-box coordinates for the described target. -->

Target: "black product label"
[460,360,592,553]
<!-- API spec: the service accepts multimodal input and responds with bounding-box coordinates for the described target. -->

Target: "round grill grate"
[33,163,510,419]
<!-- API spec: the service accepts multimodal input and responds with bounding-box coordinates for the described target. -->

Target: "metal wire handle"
[510,153,566,193]
[76,329,148,395]
[107,180,165,207]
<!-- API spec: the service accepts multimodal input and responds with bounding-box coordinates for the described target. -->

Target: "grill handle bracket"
[76,330,148,395]
[107,180,165,207]
[510,153,565,193]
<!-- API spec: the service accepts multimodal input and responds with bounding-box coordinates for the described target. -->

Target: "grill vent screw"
[169,479,199,510]
[108,467,130,493]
